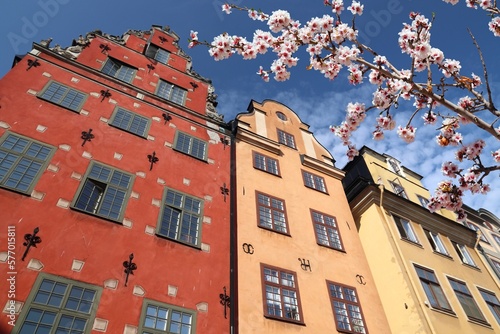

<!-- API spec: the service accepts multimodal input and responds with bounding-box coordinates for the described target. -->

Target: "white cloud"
[218,81,500,219]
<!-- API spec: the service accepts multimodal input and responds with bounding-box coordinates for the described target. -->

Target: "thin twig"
[467,28,497,113]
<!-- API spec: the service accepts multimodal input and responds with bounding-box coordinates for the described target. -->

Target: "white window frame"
[453,242,476,266]
[393,215,419,244]
[425,230,449,255]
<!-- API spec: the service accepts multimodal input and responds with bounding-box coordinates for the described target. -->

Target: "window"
[73,162,133,221]
[453,242,477,266]
[173,132,207,161]
[0,133,54,194]
[466,222,489,243]
[414,265,452,312]
[276,112,287,121]
[109,107,150,137]
[14,274,101,334]
[302,170,327,193]
[256,192,288,234]
[479,289,500,325]
[327,281,367,334]
[491,259,500,276]
[388,158,403,176]
[157,189,203,247]
[493,234,500,247]
[145,44,170,64]
[277,129,296,149]
[253,151,280,176]
[101,58,136,83]
[39,81,87,112]
[156,80,187,105]
[417,195,430,208]
[389,179,408,199]
[311,210,343,250]
[425,229,449,256]
[393,215,419,244]
[448,278,487,323]
[261,264,303,323]
[138,299,196,334]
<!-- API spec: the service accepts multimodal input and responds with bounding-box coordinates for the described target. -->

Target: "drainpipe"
[376,181,436,334]
[229,120,238,334]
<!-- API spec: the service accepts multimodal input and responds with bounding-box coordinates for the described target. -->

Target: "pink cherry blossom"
[489,17,500,36]
[397,125,417,143]
[222,4,232,14]
[441,161,460,177]
[422,111,437,125]
[493,149,500,162]
[347,1,364,15]
[267,10,292,33]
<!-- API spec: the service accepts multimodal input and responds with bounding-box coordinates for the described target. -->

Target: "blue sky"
[1,0,499,217]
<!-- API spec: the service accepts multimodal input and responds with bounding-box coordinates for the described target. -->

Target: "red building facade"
[0,26,231,333]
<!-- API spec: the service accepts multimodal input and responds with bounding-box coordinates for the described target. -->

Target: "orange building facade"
[231,100,391,333]
[0,26,231,333]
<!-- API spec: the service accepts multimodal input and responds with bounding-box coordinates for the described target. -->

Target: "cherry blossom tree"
[189,0,500,221]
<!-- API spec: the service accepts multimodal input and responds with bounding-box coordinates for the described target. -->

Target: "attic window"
[389,178,408,199]
[388,158,403,176]
[145,44,170,64]
[276,112,287,121]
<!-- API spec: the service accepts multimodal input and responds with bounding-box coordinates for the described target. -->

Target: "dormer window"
[145,44,170,64]
[387,158,403,176]
[101,58,136,83]
[389,178,408,199]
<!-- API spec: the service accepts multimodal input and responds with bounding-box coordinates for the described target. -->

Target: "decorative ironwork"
[219,286,230,319]
[162,113,172,124]
[27,59,40,71]
[220,136,229,149]
[190,81,199,90]
[242,243,254,255]
[158,36,167,44]
[81,129,95,146]
[147,63,155,73]
[298,258,312,272]
[100,89,111,102]
[356,274,366,285]
[147,151,159,171]
[99,44,111,54]
[220,183,229,202]
[22,227,41,261]
[123,253,137,287]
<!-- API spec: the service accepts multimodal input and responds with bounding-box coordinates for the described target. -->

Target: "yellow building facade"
[462,205,500,287]
[232,101,391,333]
[343,146,500,333]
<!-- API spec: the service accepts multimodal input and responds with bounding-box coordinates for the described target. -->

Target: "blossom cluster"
[331,102,366,160]
[427,180,466,221]
[372,114,396,140]
[436,118,462,147]
[428,139,493,222]
[199,1,500,220]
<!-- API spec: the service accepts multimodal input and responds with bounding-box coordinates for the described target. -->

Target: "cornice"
[300,154,344,180]
[350,184,477,247]
[235,127,282,156]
